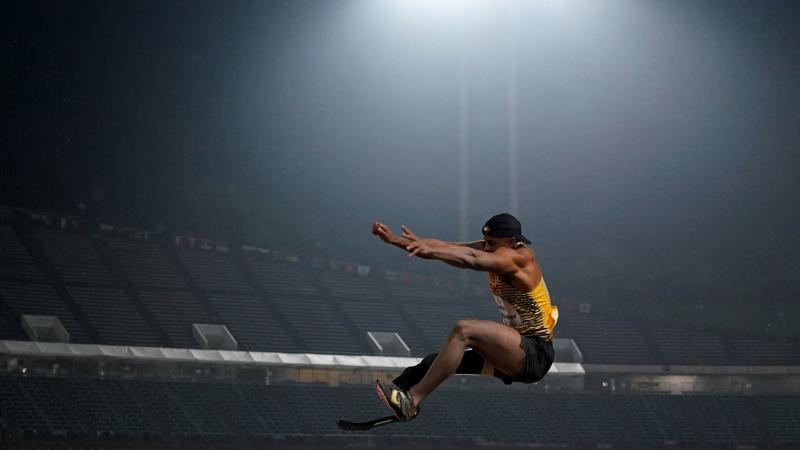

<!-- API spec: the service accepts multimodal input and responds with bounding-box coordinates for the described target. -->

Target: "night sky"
[4,1,800,337]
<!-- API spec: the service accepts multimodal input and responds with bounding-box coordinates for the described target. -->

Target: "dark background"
[3,0,799,340]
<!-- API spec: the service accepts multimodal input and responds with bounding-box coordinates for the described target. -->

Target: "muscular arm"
[372,222,481,252]
[414,245,520,273]
[373,222,539,290]
[380,234,451,252]
[394,238,482,252]
[381,234,474,268]
[449,240,484,250]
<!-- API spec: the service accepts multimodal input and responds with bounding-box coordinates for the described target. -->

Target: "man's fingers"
[401,226,417,240]
[373,222,393,240]
[405,241,423,257]
[401,225,420,241]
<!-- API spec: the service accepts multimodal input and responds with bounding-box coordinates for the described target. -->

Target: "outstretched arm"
[407,240,520,273]
[372,222,482,252]
[399,226,522,274]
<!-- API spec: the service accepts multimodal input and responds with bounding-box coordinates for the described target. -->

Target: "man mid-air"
[371,213,559,422]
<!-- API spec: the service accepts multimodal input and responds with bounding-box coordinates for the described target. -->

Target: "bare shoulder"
[494,246,532,267]
[488,247,539,289]
[513,246,541,288]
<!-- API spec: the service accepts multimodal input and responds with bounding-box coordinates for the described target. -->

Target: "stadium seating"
[759,395,800,444]
[138,290,213,348]
[244,254,318,297]
[387,281,484,352]
[66,286,161,346]
[0,313,15,341]
[205,293,296,352]
[269,294,362,354]
[1,222,800,449]
[652,327,728,365]
[106,240,187,290]
[176,249,252,293]
[36,230,114,285]
[732,338,800,365]
[0,281,89,343]
[0,226,44,281]
[563,314,659,364]
[0,225,796,364]
[318,270,425,353]
[0,374,798,449]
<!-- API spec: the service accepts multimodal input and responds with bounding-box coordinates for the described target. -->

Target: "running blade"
[336,415,399,431]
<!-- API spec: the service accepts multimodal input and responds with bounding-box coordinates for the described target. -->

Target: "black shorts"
[513,335,555,384]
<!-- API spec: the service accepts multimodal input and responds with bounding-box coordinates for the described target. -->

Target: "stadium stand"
[66,286,160,347]
[1,215,799,449]
[244,253,319,297]
[0,312,15,341]
[105,239,187,290]
[759,396,800,444]
[176,249,252,293]
[320,270,426,354]
[138,290,213,348]
[562,314,659,364]
[269,294,362,354]
[0,222,798,361]
[732,338,800,365]
[652,327,729,365]
[1,374,799,449]
[205,293,296,352]
[0,281,89,343]
[0,226,44,281]
[387,280,486,352]
[35,230,114,285]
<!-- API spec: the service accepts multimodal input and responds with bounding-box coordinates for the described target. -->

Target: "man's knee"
[450,319,477,343]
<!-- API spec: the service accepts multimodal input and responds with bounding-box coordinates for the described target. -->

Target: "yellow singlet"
[487,270,558,341]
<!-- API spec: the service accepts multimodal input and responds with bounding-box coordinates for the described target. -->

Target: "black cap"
[482,213,531,244]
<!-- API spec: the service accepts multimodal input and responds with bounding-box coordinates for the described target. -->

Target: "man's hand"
[405,240,434,258]
[400,225,432,258]
[373,222,445,257]
[372,222,397,244]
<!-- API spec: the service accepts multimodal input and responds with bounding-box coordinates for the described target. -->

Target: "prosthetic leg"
[338,349,511,431]
[393,348,512,390]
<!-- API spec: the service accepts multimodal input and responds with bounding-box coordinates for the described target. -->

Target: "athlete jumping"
[370,213,559,423]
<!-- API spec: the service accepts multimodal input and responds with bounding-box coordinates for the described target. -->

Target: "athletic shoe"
[375,380,418,422]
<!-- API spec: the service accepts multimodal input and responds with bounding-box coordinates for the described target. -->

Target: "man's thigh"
[460,319,525,379]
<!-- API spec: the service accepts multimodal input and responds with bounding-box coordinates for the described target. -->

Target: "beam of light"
[403,0,482,12]
[391,0,489,22]
[392,0,574,20]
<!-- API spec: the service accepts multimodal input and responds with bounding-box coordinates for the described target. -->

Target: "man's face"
[483,236,516,252]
